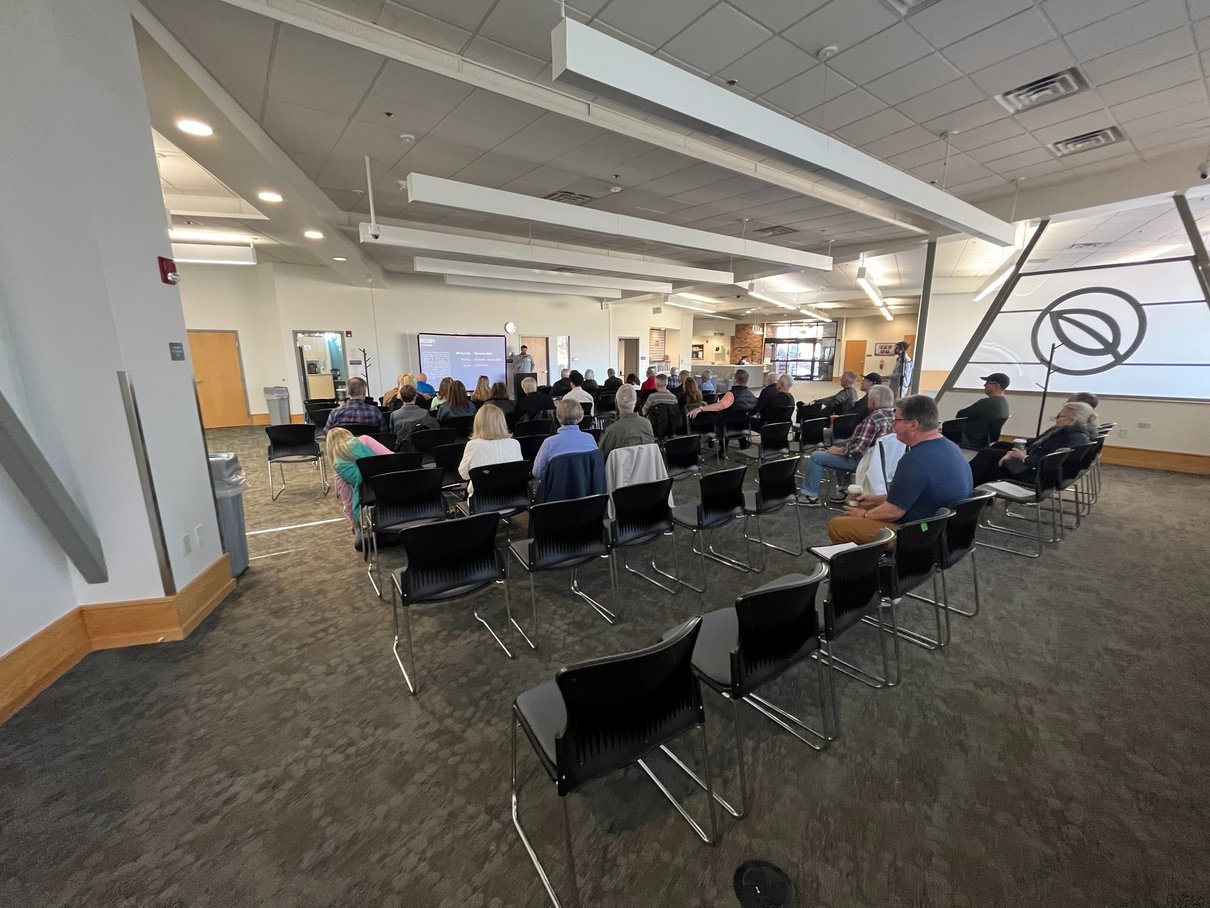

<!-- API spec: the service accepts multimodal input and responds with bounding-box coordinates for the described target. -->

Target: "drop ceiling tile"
[940,9,1056,76]
[863,125,938,158]
[968,41,1080,96]
[997,159,1068,180]
[896,78,986,123]
[1110,81,1206,124]
[716,38,816,95]
[427,116,514,150]
[663,4,771,71]
[887,141,948,171]
[949,117,1026,152]
[760,65,854,115]
[376,3,471,52]
[268,26,383,118]
[491,114,605,165]
[390,136,486,179]
[835,107,917,146]
[1031,110,1119,144]
[596,0,716,47]
[653,49,712,80]
[1191,0,1210,17]
[951,174,1008,195]
[1039,0,1148,35]
[1012,91,1109,132]
[353,95,447,135]
[262,100,349,157]
[582,19,658,54]
[568,0,610,13]
[628,148,701,178]
[1196,17,1210,45]
[462,36,549,78]
[724,0,831,32]
[983,146,1055,172]
[865,55,961,107]
[911,0,1034,48]
[1124,100,1210,133]
[374,62,475,112]
[396,0,494,31]
[451,89,546,134]
[923,99,1012,136]
[332,119,424,168]
[476,0,566,60]
[828,23,933,86]
[1081,27,1195,84]
[1063,0,1189,61]
[1096,56,1202,105]
[782,0,898,58]
[503,166,584,191]
[802,89,886,131]
[965,133,1041,163]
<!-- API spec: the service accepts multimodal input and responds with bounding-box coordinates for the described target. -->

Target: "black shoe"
[803,496,821,507]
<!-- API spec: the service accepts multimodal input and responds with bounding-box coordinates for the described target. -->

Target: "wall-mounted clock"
[504,321,517,333]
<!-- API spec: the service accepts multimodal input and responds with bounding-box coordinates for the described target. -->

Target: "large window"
[764,321,837,381]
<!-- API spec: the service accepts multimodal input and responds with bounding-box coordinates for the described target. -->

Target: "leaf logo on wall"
[1030,287,1147,376]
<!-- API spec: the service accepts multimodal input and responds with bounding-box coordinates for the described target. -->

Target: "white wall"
[838,314,918,376]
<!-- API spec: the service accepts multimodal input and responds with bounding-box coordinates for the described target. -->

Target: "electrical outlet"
[182,533,193,555]
[1137,422,1151,429]
[1118,428,1128,438]
[194,524,206,549]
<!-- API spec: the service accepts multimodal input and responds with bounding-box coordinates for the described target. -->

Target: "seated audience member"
[429,377,451,412]
[598,384,654,459]
[802,385,895,505]
[808,371,857,414]
[698,370,716,393]
[563,369,595,416]
[625,373,640,387]
[681,377,704,417]
[470,375,492,404]
[641,374,679,415]
[755,371,780,408]
[436,380,475,421]
[486,381,515,417]
[955,372,1011,448]
[533,397,599,480]
[827,394,973,545]
[550,368,573,397]
[389,387,429,434]
[667,370,683,391]
[602,368,623,392]
[753,373,795,428]
[458,403,523,497]
[324,376,386,433]
[1068,391,1099,408]
[382,373,415,410]
[415,372,436,396]
[641,366,658,391]
[327,427,392,531]
[516,376,555,422]
[854,372,882,414]
[968,401,1098,486]
[581,369,600,395]
[395,411,440,452]
[687,368,756,431]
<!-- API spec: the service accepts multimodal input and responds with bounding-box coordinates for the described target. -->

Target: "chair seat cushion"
[509,537,604,572]
[979,480,1037,502]
[514,680,565,781]
[670,503,700,529]
[683,608,738,693]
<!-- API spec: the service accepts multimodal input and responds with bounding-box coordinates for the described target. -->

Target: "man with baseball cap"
[954,372,1011,448]
[854,372,882,416]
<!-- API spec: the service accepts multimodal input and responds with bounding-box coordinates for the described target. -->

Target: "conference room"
[2,0,1208,904]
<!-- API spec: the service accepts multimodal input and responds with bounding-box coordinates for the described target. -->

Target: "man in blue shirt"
[532,397,598,480]
[698,370,716,393]
[415,372,436,396]
[827,394,972,545]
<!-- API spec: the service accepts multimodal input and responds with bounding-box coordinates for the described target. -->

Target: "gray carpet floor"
[1,426,1207,907]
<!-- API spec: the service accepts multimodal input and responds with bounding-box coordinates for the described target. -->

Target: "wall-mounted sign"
[873,343,897,356]
[168,341,185,361]
[691,344,704,360]
[651,306,663,314]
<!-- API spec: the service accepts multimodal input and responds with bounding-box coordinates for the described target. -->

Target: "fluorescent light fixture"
[357,223,733,283]
[747,289,797,310]
[404,173,831,270]
[855,266,883,306]
[443,275,622,298]
[175,118,213,137]
[414,257,670,293]
[973,260,1015,302]
[168,228,255,243]
[171,242,256,265]
[666,300,736,319]
[332,256,348,262]
[675,292,719,305]
[257,190,283,203]
[304,230,324,240]
[797,308,833,324]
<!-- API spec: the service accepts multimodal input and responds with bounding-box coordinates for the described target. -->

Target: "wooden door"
[843,339,866,376]
[188,330,250,428]
[903,334,916,355]
[520,335,549,384]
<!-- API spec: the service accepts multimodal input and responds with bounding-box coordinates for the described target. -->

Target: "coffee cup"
[846,484,863,507]
[1013,438,1027,451]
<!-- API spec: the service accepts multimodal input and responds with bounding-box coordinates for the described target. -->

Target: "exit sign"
[651,306,662,314]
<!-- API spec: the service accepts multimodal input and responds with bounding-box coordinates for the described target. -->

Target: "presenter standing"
[511,344,536,401]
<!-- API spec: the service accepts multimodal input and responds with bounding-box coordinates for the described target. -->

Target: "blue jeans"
[802,450,860,497]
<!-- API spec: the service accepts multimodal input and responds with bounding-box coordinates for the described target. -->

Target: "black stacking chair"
[391,512,521,695]
[743,421,792,464]
[595,391,616,421]
[985,416,1009,446]
[814,529,896,737]
[439,414,474,439]
[831,412,860,442]
[515,419,552,438]
[431,442,468,498]
[509,494,614,633]
[940,417,967,445]
[715,408,753,463]
[1056,440,1100,529]
[647,403,685,442]
[929,491,994,618]
[364,468,447,597]
[671,466,749,593]
[743,457,804,567]
[578,401,594,423]
[761,405,794,427]
[582,426,601,442]
[304,398,338,424]
[411,427,455,463]
[355,452,423,524]
[679,567,829,818]
[663,434,702,482]
[978,448,1072,558]
[369,432,396,449]
[702,391,718,404]
[460,460,532,525]
[870,510,954,651]
[347,424,385,437]
[511,618,717,908]
[797,417,828,455]
[610,478,679,594]
[517,434,546,469]
[309,408,335,435]
[265,425,328,501]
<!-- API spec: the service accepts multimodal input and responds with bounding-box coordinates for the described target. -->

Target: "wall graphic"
[955,258,1210,400]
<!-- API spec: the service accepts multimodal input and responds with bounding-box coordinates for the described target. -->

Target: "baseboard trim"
[1098,445,1210,475]
[250,413,305,425]
[1,555,235,723]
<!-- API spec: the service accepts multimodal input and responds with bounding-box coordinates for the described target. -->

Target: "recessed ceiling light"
[258,190,284,203]
[304,230,324,240]
[175,118,213,137]
[332,256,348,262]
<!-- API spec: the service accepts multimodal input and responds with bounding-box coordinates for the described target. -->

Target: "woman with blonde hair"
[382,372,415,409]
[471,374,492,404]
[436,379,475,421]
[326,427,392,529]
[458,403,522,497]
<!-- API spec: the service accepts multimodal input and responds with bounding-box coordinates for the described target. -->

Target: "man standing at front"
[826,394,972,545]
[513,344,535,377]
[955,373,1011,448]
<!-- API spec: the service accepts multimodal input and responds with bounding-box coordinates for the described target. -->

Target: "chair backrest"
[525,494,611,569]
[517,434,545,465]
[719,407,752,435]
[940,417,967,445]
[757,422,791,453]
[595,391,617,413]
[731,568,828,695]
[823,529,894,639]
[468,460,532,513]
[439,415,474,438]
[985,416,1009,445]
[831,412,860,441]
[1035,448,1072,497]
[411,427,455,453]
[554,617,703,795]
[514,419,552,438]
[1063,441,1099,481]
[579,401,594,419]
[882,510,953,600]
[663,434,700,470]
[346,424,384,437]
[431,441,467,475]
[755,457,798,511]
[356,452,423,483]
[610,477,674,545]
[537,449,607,503]
[702,391,718,404]
[940,491,994,570]
[309,407,335,429]
[398,512,502,605]
[798,417,828,447]
[266,425,320,457]
[366,469,447,527]
[648,403,685,441]
[763,405,794,425]
[698,466,747,527]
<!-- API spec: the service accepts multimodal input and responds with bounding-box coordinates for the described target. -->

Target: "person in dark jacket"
[968,401,1096,486]
[602,368,623,392]
[516,376,555,422]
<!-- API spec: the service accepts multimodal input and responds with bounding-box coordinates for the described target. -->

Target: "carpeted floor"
[1,426,1207,907]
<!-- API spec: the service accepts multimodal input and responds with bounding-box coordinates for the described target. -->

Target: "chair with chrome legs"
[356,453,424,555]
[741,421,792,464]
[1056,441,1100,530]
[869,510,954,651]
[364,468,448,597]
[458,460,532,529]
[511,618,716,908]
[610,478,680,594]
[266,425,329,500]
[664,434,702,482]
[675,567,830,819]
[830,412,860,443]
[671,467,750,593]
[813,528,896,738]
[715,408,754,463]
[927,490,994,619]
[390,512,521,694]
[796,417,828,457]
[742,457,804,569]
[509,494,615,631]
[431,441,469,500]
[977,448,1071,558]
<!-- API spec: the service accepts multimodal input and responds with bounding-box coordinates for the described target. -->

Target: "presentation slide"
[417,333,507,388]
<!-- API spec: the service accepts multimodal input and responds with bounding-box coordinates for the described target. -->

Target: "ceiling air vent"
[995,68,1090,114]
[880,0,945,15]
[753,225,798,237]
[1068,242,1108,250]
[1047,126,1124,157]
[543,190,595,205]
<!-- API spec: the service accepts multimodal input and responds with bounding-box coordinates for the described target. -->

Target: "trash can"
[263,386,291,425]
[209,453,249,576]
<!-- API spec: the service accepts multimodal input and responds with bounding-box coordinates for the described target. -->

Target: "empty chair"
[369,432,397,450]
[743,457,805,566]
[678,567,829,817]
[511,618,717,908]
[870,511,954,651]
[265,425,328,501]
[742,422,792,464]
[671,466,749,593]
[977,448,1071,558]
[663,434,702,482]
[715,408,753,463]
[797,417,828,455]
[308,408,335,434]
[391,512,521,695]
[514,419,552,438]
[940,417,967,446]
[518,434,545,468]
[595,391,617,419]
[411,427,456,462]
[439,414,475,439]
[610,478,679,594]
[431,441,469,498]
[355,451,423,515]
[460,460,532,524]
[364,468,447,597]
[930,491,994,618]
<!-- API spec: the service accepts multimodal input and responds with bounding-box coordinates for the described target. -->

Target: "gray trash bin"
[209,453,249,576]
[264,386,291,425]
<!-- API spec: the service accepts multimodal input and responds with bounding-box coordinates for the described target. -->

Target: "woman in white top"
[458,403,522,497]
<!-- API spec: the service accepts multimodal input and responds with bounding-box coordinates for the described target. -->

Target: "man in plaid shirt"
[323,376,387,433]
[801,384,895,505]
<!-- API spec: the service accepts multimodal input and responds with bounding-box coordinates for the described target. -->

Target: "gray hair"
[555,397,584,426]
[868,384,894,408]
[615,383,637,413]
[840,371,858,383]
[584,369,595,380]
[346,376,367,398]
[1061,401,1099,436]
[646,366,656,376]
[894,394,940,431]
[520,376,537,394]
[1068,391,1099,408]
[777,373,794,391]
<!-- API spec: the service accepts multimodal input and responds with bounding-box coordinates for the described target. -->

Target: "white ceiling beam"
[413,256,670,293]
[552,19,1014,248]
[405,174,832,271]
[357,222,732,283]
[442,275,621,299]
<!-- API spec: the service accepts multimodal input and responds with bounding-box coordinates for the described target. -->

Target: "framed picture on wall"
[873,342,897,356]
[691,343,704,360]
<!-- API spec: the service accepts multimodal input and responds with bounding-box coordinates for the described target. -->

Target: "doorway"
[617,337,639,380]
[293,330,348,402]
[188,330,251,428]
[519,335,549,385]
[843,339,866,377]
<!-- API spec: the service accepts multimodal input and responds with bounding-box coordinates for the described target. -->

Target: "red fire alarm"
[345,331,353,337]
[158,256,180,285]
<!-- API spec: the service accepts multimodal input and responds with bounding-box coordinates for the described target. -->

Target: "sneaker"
[828,493,848,504]
[803,495,821,507]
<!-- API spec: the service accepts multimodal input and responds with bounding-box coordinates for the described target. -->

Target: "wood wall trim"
[250,413,306,425]
[1098,445,1210,475]
[1,555,234,724]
